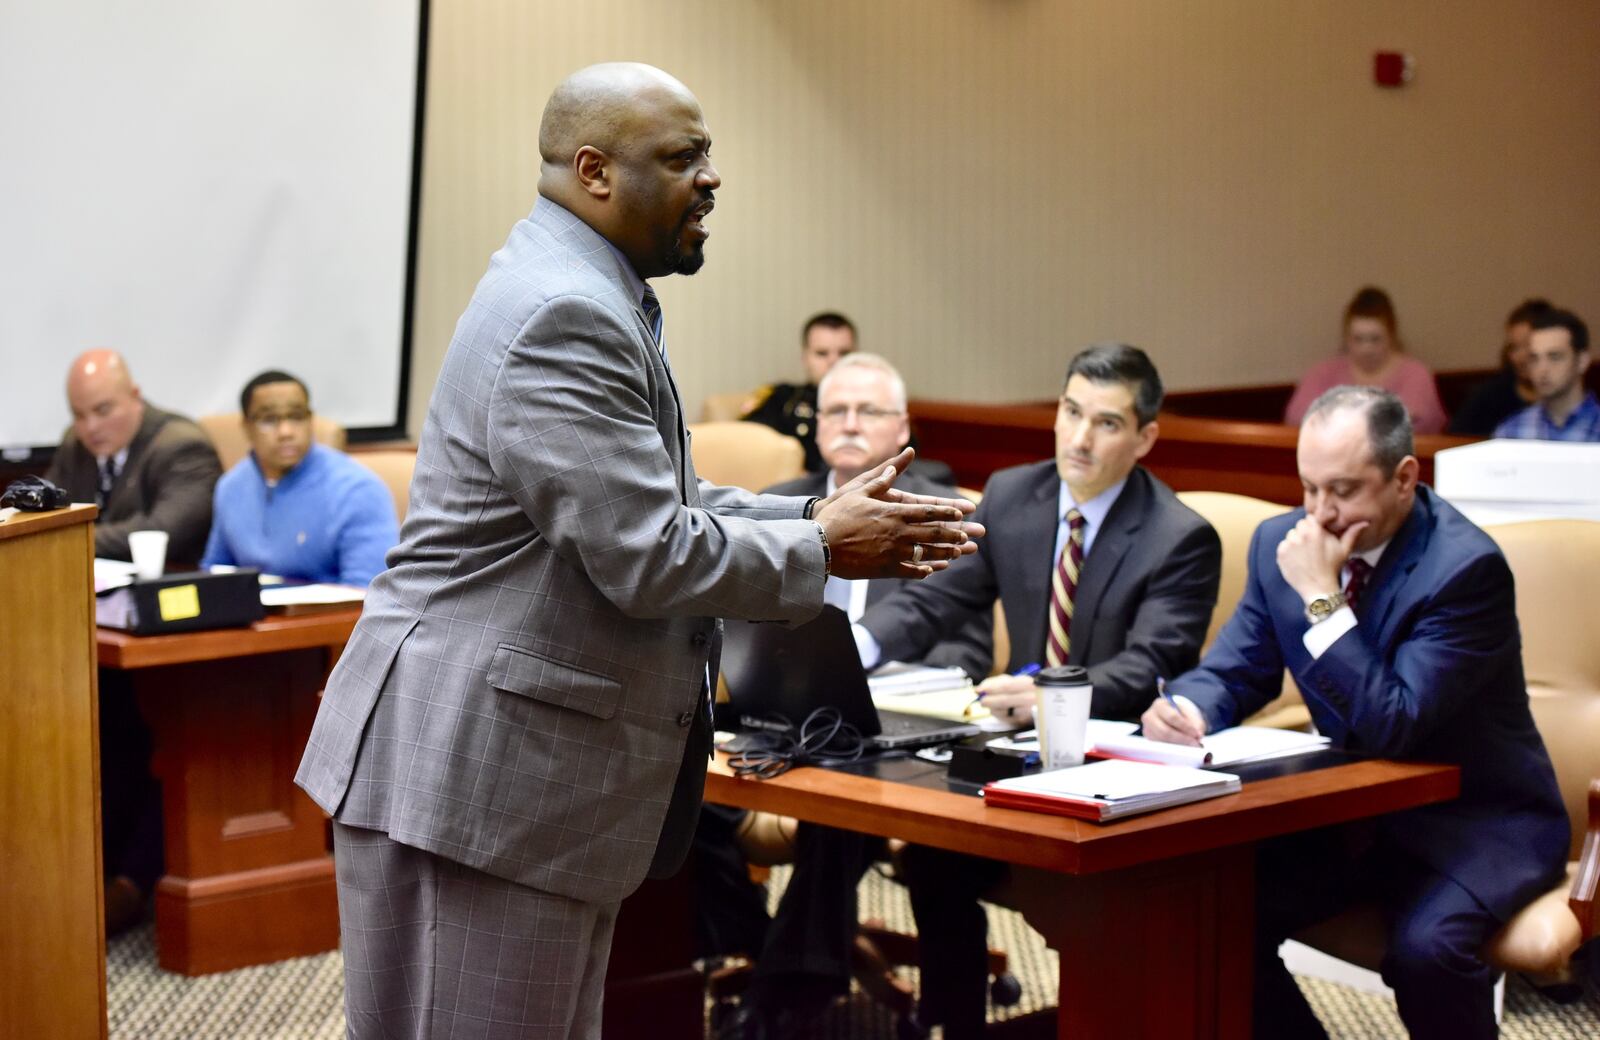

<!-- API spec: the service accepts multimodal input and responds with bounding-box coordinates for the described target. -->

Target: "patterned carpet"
[107,865,1598,1039]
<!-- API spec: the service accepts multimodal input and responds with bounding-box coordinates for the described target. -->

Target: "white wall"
[409,0,1600,433]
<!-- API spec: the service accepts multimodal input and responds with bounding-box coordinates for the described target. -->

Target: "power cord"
[727,706,869,779]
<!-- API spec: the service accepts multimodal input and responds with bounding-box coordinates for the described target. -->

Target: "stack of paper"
[983,759,1241,822]
[985,719,1138,753]
[868,662,974,697]
[868,663,976,722]
[259,583,366,613]
[94,557,140,592]
[1091,726,1329,768]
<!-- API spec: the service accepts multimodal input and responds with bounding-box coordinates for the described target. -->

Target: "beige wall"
[409,0,1600,435]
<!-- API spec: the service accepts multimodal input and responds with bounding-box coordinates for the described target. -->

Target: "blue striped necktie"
[641,286,665,358]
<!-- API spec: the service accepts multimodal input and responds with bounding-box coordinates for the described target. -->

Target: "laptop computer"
[720,605,981,750]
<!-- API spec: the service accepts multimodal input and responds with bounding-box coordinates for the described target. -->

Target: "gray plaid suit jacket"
[296,199,827,905]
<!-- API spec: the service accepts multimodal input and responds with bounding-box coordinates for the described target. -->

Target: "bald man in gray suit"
[295,63,981,1040]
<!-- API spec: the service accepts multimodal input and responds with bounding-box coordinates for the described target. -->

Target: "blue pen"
[972,663,1041,702]
[1159,677,1204,745]
[967,663,1042,716]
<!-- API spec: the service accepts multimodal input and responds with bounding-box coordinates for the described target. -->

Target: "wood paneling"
[909,399,1477,505]
[1145,367,1600,424]
[101,613,358,974]
[0,506,106,1040]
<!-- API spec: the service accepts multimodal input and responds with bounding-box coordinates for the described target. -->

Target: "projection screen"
[0,0,426,456]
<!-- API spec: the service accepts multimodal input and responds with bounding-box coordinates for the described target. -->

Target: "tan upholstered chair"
[686,421,805,493]
[1291,518,1600,999]
[349,449,417,524]
[1175,491,1308,729]
[1476,519,1598,981]
[197,412,346,471]
[699,390,754,423]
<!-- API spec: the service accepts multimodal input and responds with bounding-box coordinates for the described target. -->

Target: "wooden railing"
[909,400,1479,506]
[1155,367,1513,424]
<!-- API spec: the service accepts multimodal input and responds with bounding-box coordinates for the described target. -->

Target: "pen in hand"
[1158,677,1204,746]
[966,663,1042,718]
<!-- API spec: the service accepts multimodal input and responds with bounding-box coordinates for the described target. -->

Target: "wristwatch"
[1304,591,1348,624]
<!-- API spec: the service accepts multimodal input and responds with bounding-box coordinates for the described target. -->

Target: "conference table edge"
[96,609,360,668]
[704,756,1460,875]
[0,503,98,541]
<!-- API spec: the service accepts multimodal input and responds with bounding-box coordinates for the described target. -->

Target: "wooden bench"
[908,400,1478,506]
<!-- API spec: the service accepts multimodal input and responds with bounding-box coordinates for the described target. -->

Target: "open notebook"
[982,758,1241,822]
[1091,725,1329,768]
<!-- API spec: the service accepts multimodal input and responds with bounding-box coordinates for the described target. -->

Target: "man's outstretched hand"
[812,448,985,579]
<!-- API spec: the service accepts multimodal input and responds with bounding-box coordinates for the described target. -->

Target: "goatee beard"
[665,243,706,276]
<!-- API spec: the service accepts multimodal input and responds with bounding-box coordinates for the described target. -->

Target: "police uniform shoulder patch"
[739,384,776,417]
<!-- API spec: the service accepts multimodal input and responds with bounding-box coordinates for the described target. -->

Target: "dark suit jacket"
[1171,486,1568,921]
[862,461,1221,721]
[765,469,993,679]
[45,404,222,562]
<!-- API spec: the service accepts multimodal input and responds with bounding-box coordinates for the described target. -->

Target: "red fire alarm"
[1374,51,1414,87]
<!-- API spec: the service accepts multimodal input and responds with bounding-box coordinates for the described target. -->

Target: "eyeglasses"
[817,405,904,423]
[249,411,312,432]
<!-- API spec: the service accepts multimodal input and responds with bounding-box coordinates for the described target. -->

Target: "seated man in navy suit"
[1144,385,1569,1040]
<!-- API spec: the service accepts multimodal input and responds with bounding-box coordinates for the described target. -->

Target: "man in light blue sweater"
[202,370,398,586]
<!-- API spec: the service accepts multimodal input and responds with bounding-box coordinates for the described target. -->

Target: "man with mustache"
[770,350,990,682]
[860,343,1222,1038]
[295,63,983,1040]
[713,353,990,1038]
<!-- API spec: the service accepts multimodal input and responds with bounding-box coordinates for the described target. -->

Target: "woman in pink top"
[1284,286,1447,434]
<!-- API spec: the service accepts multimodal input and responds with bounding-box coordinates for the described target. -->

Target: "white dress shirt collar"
[1055,475,1129,561]
[96,447,130,472]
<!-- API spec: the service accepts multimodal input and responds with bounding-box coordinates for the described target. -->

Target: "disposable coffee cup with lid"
[1033,665,1093,770]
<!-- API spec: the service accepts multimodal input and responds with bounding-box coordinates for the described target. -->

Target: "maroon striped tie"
[1046,510,1087,667]
[1344,557,1373,612]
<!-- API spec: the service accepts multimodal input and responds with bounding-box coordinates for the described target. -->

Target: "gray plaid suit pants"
[333,822,619,1040]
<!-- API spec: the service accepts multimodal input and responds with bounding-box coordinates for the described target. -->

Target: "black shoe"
[716,994,832,1040]
[104,875,147,937]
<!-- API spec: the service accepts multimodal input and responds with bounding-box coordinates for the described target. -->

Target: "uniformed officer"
[740,311,857,471]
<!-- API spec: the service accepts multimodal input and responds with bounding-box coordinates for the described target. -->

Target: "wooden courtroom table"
[706,754,1459,1039]
[98,608,358,975]
[96,609,706,1040]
